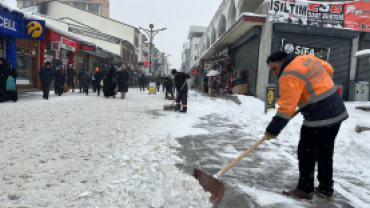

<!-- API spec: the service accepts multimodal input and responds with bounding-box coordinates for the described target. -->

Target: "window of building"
[24,1,33,6]
[194,44,199,49]
[0,39,4,58]
[88,4,100,13]
[16,48,32,84]
[195,56,198,61]
[74,3,86,10]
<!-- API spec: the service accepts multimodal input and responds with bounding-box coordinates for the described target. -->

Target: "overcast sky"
[4,0,221,69]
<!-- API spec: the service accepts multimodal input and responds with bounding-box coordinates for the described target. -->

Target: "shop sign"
[24,20,45,40]
[269,0,345,28]
[281,39,330,61]
[345,1,370,32]
[0,9,23,37]
[55,51,60,60]
[81,44,95,51]
[60,37,76,52]
[51,41,60,51]
[68,27,120,44]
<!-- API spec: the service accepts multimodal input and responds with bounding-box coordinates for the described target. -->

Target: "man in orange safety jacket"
[265,51,348,200]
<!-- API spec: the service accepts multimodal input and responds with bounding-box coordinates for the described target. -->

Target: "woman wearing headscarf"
[103,68,117,98]
[0,58,18,102]
[116,68,129,99]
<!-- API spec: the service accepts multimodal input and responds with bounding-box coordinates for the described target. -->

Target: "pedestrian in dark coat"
[83,72,91,96]
[164,76,174,100]
[39,61,54,100]
[78,69,87,93]
[103,68,116,98]
[92,68,102,96]
[160,76,166,92]
[138,74,147,91]
[155,75,161,92]
[66,64,76,92]
[55,66,66,96]
[0,58,18,102]
[116,68,129,99]
[172,69,190,113]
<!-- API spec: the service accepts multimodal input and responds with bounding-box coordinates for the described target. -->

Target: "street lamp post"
[139,24,166,75]
[163,53,171,75]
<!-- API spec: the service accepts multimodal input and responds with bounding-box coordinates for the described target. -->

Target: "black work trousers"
[297,123,341,193]
[176,91,187,108]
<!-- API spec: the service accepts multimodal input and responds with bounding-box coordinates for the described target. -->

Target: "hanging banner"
[269,0,345,28]
[281,39,330,61]
[344,1,370,32]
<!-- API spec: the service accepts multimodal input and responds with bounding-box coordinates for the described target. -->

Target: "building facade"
[17,0,110,17]
[181,43,190,73]
[189,0,370,101]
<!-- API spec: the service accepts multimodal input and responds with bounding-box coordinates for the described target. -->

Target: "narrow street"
[1,90,369,207]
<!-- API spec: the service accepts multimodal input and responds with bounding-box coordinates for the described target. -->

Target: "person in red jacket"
[265,51,348,200]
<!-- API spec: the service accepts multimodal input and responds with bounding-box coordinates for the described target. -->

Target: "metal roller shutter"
[234,36,260,96]
[356,36,370,100]
[270,24,357,101]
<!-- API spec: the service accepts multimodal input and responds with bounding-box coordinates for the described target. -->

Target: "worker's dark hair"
[266,51,288,64]
[171,69,178,74]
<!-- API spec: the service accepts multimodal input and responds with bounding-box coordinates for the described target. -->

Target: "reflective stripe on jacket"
[266,54,348,137]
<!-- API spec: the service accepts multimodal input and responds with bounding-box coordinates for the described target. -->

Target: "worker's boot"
[315,187,334,200]
[179,107,187,113]
[282,188,314,200]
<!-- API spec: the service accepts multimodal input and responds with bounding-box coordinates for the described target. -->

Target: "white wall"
[41,1,136,45]
[36,16,121,55]
[189,37,201,68]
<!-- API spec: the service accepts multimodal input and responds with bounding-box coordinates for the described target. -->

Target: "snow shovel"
[163,80,187,111]
[194,110,300,207]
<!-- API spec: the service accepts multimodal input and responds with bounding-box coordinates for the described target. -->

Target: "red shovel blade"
[193,168,225,207]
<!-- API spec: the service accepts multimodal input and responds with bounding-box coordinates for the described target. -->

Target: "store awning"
[200,14,266,61]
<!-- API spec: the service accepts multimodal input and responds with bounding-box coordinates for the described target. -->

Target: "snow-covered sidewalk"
[0,89,212,208]
[1,89,370,208]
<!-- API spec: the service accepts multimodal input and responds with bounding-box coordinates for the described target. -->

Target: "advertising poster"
[344,1,370,32]
[269,0,345,28]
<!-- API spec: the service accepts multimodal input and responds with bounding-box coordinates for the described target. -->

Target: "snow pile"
[355,49,370,57]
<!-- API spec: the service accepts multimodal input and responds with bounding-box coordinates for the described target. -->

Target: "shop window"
[88,4,100,13]
[74,3,86,10]
[0,39,4,58]
[16,48,32,85]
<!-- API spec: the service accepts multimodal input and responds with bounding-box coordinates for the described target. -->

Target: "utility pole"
[139,24,166,75]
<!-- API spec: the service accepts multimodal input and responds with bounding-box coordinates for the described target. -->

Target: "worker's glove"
[264,132,276,140]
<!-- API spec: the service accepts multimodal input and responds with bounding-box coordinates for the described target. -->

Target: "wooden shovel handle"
[218,136,267,177]
[218,110,300,177]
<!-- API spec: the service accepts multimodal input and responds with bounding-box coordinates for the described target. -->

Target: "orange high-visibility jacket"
[266,54,348,137]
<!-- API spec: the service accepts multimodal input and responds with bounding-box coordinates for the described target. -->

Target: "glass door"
[16,47,32,85]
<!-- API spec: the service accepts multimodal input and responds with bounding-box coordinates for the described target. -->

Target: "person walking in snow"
[55,66,66,96]
[164,75,174,100]
[138,73,147,91]
[66,64,76,92]
[116,68,129,99]
[78,68,87,93]
[39,62,54,100]
[264,51,348,200]
[155,75,161,92]
[83,72,91,96]
[171,69,190,113]
[0,58,18,102]
[103,68,116,98]
[92,68,102,96]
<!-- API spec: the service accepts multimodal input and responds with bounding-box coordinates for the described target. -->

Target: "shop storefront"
[40,29,78,89]
[269,23,359,100]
